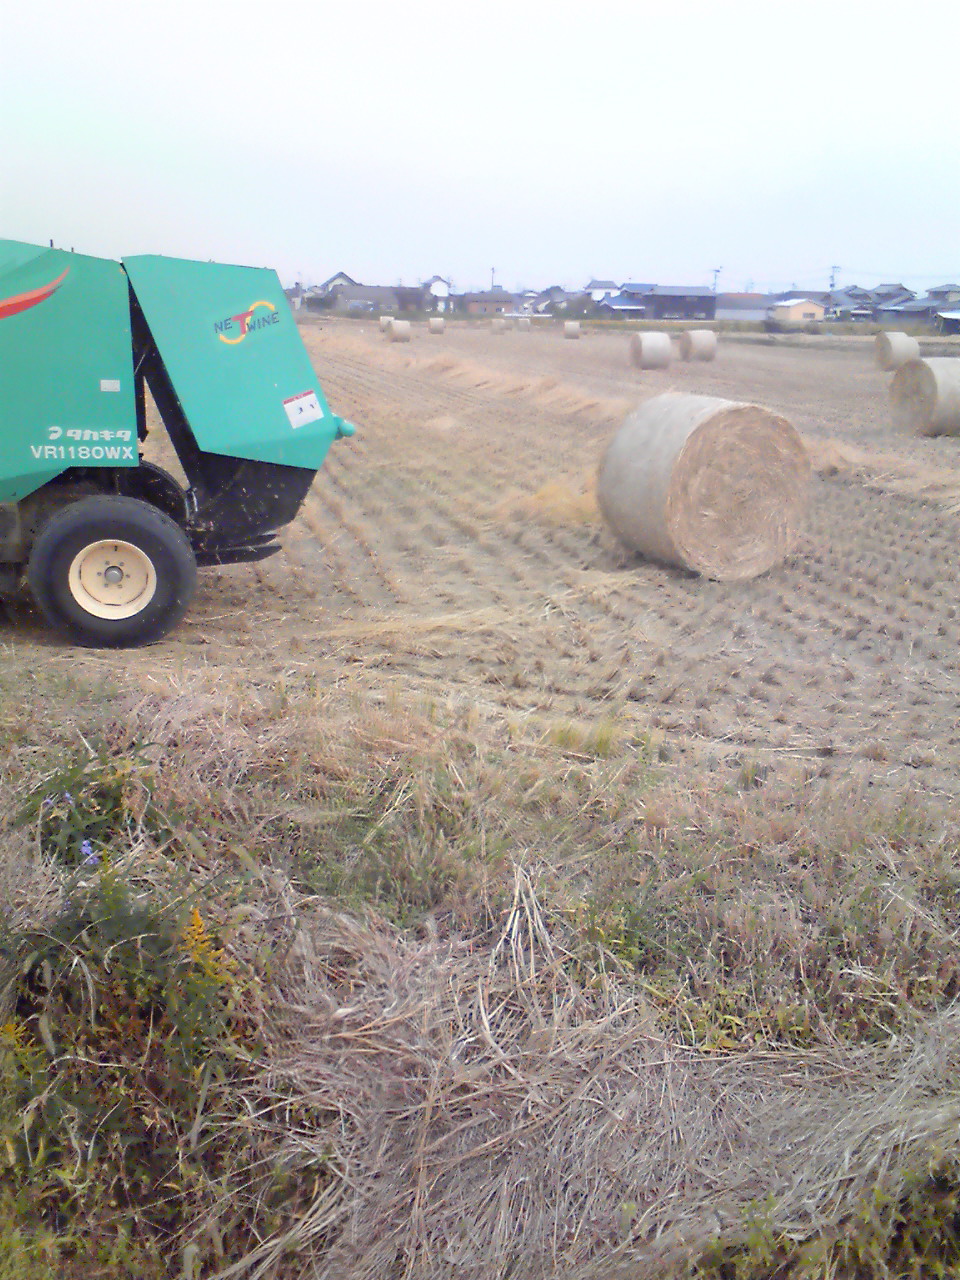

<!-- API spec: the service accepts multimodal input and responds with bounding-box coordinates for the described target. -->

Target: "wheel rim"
[67,539,158,619]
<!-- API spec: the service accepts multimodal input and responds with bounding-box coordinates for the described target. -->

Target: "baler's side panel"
[122,255,345,472]
[0,241,138,503]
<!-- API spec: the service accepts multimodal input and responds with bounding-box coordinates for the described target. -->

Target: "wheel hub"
[67,539,158,619]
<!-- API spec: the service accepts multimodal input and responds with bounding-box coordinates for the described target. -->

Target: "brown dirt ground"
[8,318,960,799]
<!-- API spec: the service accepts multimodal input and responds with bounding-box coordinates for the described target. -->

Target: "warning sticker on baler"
[283,390,324,428]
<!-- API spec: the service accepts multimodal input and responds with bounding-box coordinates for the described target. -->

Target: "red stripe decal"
[0,268,69,320]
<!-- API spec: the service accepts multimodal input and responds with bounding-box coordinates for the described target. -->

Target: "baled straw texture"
[678,329,717,362]
[564,320,581,339]
[598,392,810,580]
[214,869,960,1280]
[378,315,393,332]
[630,331,673,369]
[890,357,960,435]
[428,316,445,334]
[388,318,412,343]
[876,330,919,371]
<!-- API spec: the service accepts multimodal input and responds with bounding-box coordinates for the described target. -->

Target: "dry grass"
[493,475,600,527]
[3,661,960,1276]
[210,879,960,1280]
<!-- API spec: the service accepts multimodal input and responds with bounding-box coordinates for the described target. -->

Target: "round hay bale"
[491,317,507,334]
[678,329,717,362]
[890,358,960,435]
[597,392,810,581]
[518,317,532,332]
[379,315,393,332]
[875,330,920,371]
[630,332,673,369]
[428,316,445,334]
[563,321,581,339]
[388,319,412,343]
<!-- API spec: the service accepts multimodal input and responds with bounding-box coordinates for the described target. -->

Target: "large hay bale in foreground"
[630,331,673,369]
[678,329,717,362]
[563,321,581,339]
[387,318,411,343]
[890,358,960,435]
[378,315,393,332]
[876,330,920,371]
[428,316,445,334]
[598,393,810,580]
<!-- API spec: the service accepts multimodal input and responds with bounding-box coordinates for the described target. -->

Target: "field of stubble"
[30,314,957,800]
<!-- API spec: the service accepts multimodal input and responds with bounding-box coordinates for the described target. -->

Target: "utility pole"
[712,266,722,293]
[829,265,840,291]
[491,267,495,291]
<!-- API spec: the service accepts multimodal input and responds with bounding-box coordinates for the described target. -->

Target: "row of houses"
[287,273,960,329]
[718,283,960,328]
[288,273,721,320]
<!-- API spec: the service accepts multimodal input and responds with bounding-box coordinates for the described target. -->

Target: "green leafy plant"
[15,741,169,866]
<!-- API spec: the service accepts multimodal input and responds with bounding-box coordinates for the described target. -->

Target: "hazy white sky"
[4,1,959,294]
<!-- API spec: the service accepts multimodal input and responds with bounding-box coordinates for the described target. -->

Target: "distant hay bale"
[598,392,810,580]
[518,317,532,331]
[387,318,412,343]
[890,358,960,435]
[630,332,673,369]
[491,317,507,334]
[378,315,393,332]
[428,316,445,334]
[876,330,920,371]
[563,321,581,339]
[678,329,717,362]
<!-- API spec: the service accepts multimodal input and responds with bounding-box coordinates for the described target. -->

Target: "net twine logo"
[214,299,279,344]
[0,268,69,320]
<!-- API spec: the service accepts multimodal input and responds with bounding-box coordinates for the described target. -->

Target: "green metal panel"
[123,255,352,470]
[0,241,138,503]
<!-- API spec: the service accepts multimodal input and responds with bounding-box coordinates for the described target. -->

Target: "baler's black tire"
[27,496,197,648]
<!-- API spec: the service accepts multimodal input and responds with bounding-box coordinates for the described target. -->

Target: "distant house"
[422,275,452,312]
[767,298,825,325]
[827,290,875,321]
[595,292,646,318]
[458,288,518,316]
[777,289,830,304]
[585,278,619,303]
[317,271,359,296]
[620,282,656,298]
[715,292,777,324]
[872,283,915,307]
[874,285,960,327]
[877,297,943,325]
[532,286,581,314]
[643,286,717,321]
[323,283,401,314]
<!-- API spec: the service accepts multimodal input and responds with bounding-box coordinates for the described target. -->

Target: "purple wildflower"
[80,839,99,866]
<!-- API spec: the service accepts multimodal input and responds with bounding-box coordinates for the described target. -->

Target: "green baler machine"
[0,239,353,646]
